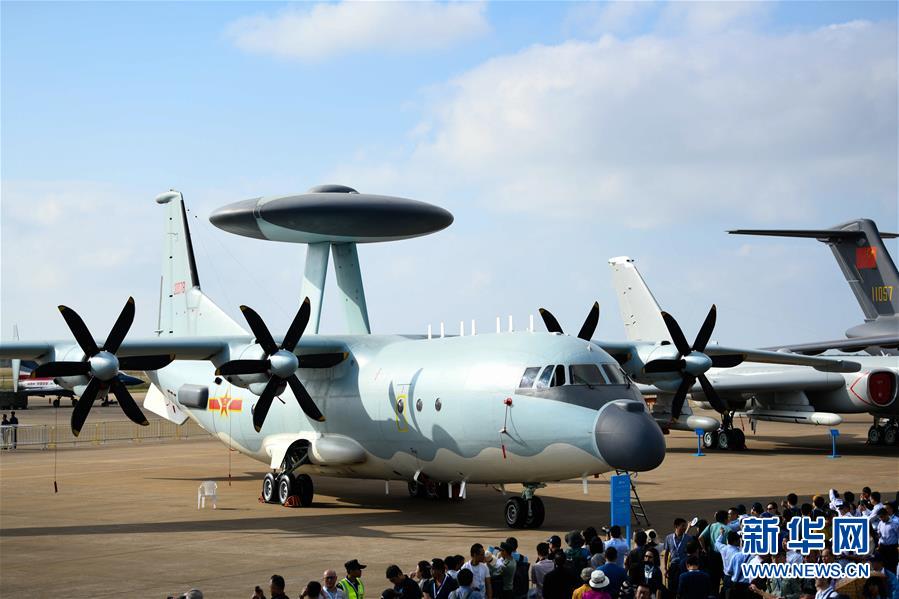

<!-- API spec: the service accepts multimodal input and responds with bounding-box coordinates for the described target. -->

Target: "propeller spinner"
[216,298,325,431]
[31,297,173,436]
[642,305,742,421]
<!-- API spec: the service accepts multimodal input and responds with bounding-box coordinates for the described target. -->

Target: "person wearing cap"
[573,567,594,599]
[179,589,203,599]
[584,570,612,599]
[388,564,423,599]
[340,560,367,599]
[546,536,562,555]
[425,559,459,599]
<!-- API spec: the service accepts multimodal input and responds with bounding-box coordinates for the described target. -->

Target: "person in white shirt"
[323,570,347,599]
[462,544,493,599]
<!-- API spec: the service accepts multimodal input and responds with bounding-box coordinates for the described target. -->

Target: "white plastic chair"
[197,481,217,509]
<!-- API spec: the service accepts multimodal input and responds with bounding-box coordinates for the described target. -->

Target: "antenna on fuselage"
[209,185,453,335]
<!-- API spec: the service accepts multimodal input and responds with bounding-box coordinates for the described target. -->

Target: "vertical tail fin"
[729,219,899,337]
[608,256,670,343]
[155,190,246,337]
[11,325,20,392]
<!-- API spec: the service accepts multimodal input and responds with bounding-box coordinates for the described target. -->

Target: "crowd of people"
[168,488,899,599]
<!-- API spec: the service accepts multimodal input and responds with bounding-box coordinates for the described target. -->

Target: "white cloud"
[342,19,896,229]
[226,1,489,61]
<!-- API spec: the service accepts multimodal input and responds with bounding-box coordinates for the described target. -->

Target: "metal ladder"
[616,470,650,527]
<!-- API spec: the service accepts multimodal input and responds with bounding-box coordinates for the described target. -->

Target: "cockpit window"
[552,365,566,387]
[602,364,627,384]
[535,365,555,389]
[569,364,605,386]
[518,367,541,389]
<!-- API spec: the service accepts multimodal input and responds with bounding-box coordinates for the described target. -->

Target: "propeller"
[538,301,600,341]
[642,305,741,420]
[31,297,174,436]
[216,298,325,431]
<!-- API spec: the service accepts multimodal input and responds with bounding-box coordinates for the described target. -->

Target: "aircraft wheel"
[262,472,278,503]
[505,497,528,529]
[277,473,296,505]
[883,425,898,446]
[730,429,746,449]
[297,473,314,507]
[717,430,731,450]
[52,399,60,408]
[524,497,546,529]
[407,480,427,498]
[867,425,884,445]
[71,398,78,407]
[702,430,718,449]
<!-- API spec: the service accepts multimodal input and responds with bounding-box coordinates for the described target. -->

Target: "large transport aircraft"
[730,219,899,356]
[605,256,899,449]
[0,186,862,528]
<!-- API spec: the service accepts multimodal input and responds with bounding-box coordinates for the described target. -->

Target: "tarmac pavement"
[0,403,896,598]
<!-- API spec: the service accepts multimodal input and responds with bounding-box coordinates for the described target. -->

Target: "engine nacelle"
[218,345,268,389]
[847,369,898,411]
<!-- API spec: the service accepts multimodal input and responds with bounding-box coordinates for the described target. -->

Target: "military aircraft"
[602,257,898,449]
[730,219,899,356]
[0,186,861,528]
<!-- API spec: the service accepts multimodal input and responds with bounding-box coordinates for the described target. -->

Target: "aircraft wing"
[702,344,861,373]
[594,340,861,373]
[0,335,351,362]
[762,335,899,355]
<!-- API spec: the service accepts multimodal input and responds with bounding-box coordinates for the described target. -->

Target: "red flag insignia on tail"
[856,247,877,269]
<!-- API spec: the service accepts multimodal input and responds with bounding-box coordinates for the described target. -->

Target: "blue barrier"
[695,429,705,457]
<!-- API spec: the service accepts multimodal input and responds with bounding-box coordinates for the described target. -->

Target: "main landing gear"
[504,484,546,529]
[261,441,315,506]
[867,417,899,446]
[702,412,746,451]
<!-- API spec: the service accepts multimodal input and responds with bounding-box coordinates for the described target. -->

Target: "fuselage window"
[535,365,555,389]
[552,364,566,387]
[518,366,541,389]
[601,364,627,384]
[569,364,605,386]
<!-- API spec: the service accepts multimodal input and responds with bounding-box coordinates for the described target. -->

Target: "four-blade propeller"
[642,305,742,421]
[538,301,600,341]
[216,298,325,431]
[31,297,174,436]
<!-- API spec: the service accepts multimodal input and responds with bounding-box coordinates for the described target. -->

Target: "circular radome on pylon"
[209,185,454,243]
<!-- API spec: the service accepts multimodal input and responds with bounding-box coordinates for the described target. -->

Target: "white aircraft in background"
[603,256,898,449]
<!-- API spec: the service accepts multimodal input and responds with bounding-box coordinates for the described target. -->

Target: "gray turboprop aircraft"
[0,186,861,528]
[603,257,898,449]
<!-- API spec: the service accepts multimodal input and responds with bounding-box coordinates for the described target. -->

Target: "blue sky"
[2,1,897,347]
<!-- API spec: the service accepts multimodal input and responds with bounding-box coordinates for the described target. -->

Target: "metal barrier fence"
[0,420,210,449]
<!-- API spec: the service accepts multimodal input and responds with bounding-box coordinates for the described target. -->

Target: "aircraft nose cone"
[595,400,666,472]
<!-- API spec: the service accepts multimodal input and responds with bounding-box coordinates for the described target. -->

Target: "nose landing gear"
[505,484,546,529]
